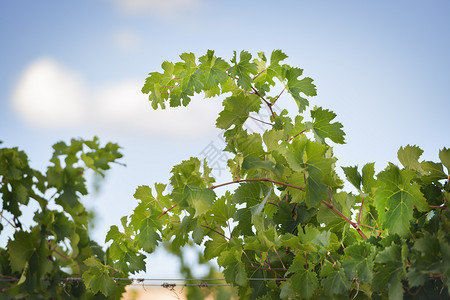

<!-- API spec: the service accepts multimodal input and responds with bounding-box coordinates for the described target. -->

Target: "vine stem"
[272,88,285,106]
[287,129,307,142]
[200,225,230,241]
[210,178,303,191]
[321,199,367,240]
[273,248,286,270]
[252,68,267,81]
[248,115,274,126]
[250,86,276,119]
[158,204,178,219]
[242,250,255,267]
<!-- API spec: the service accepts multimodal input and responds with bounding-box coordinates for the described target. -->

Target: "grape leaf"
[286,258,319,299]
[204,234,229,260]
[199,50,229,90]
[212,192,236,224]
[440,147,450,174]
[375,164,429,236]
[398,145,424,173]
[362,162,377,193]
[253,49,288,87]
[216,94,260,130]
[228,50,258,91]
[343,242,376,283]
[320,263,351,295]
[306,107,345,144]
[342,166,362,191]
[284,136,334,207]
[285,67,316,112]
[82,266,116,297]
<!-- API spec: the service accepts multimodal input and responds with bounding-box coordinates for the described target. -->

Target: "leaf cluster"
[0,137,127,298]
[108,50,450,299]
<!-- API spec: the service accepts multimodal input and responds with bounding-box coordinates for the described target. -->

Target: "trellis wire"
[0,275,287,288]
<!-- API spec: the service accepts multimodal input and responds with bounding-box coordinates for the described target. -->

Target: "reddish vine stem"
[210,178,304,191]
[250,86,276,119]
[242,250,255,267]
[273,248,286,270]
[327,252,337,267]
[272,88,285,106]
[158,204,178,219]
[429,205,447,210]
[200,225,230,241]
[0,274,18,282]
[287,129,307,142]
[267,201,279,207]
[248,115,274,126]
[304,252,308,270]
[53,249,71,260]
[321,200,368,240]
[252,68,267,81]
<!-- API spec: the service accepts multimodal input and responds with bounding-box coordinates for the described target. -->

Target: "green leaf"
[372,244,403,294]
[136,216,162,253]
[204,234,229,260]
[375,164,429,237]
[217,249,247,286]
[250,187,272,216]
[320,263,351,295]
[253,49,288,87]
[228,50,258,90]
[287,258,319,299]
[440,147,450,174]
[82,266,116,297]
[306,107,345,144]
[285,67,316,112]
[212,192,236,224]
[361,162,377,193]
[342,166,362,191]
[398,145,424,172]
[284,136,334,207]
[199,50,230,90]
[216,94,260,130]
[7,230,39,273]
[343,242,376,283]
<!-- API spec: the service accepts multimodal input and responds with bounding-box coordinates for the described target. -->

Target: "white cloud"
[111,0,201,19]
[113,29,142,52]
[11,58,222,138]
[12,58,88,127]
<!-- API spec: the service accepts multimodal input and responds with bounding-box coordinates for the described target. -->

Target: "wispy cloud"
[112,29,142,52]
[111,0,201,20]
[11,57,221,138]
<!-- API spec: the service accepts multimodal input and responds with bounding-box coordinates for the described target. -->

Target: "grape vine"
[1,49,449,299]
[0,138,128,298]
[126,49,449,299]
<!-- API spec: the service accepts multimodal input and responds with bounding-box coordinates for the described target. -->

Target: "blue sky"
[1,0,449,278]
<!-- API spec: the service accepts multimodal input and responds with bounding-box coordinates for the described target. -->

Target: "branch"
[321,200,367,240]
[158,204,178,219]
[272,88,285,106]
[248,115,274,126]
[251,86,276,119]
[210,178,303,191]
[273,248,286,270]
[287,129,307,142]
[200,225,230,241]
[252,68,267,81]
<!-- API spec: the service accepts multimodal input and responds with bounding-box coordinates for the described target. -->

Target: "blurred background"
[1,0,449,297]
